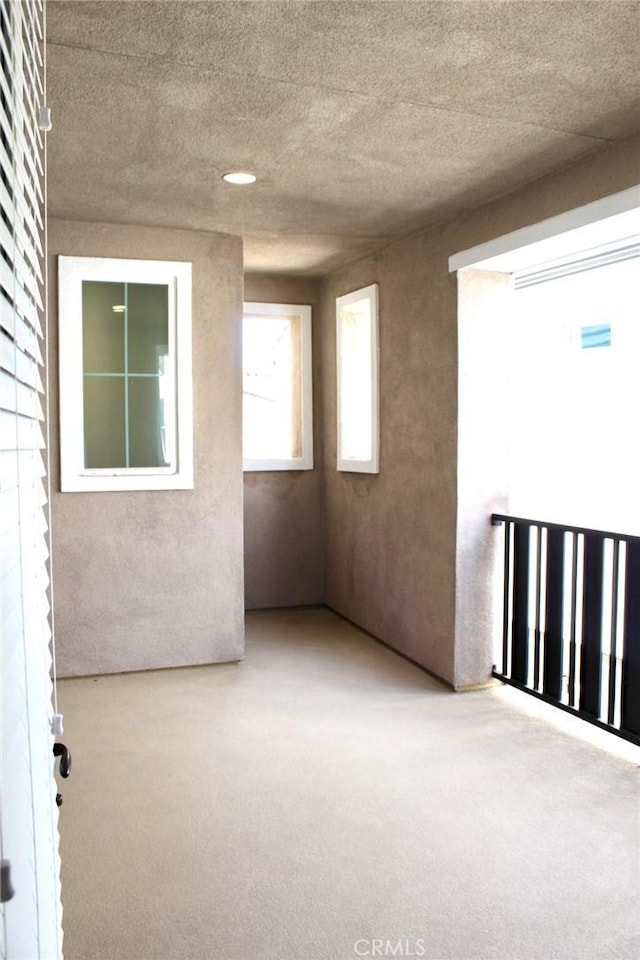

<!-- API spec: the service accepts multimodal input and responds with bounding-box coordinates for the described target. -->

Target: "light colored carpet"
[57,608,640,960]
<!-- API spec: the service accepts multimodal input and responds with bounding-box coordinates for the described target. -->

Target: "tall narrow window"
[336,284,379,473]
[242,302,313,471]
[58,257,193,491]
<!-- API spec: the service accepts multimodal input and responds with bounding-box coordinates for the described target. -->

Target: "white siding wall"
[0,1,62,957]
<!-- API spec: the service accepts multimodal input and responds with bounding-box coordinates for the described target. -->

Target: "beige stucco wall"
[242,274,324,608]
[321,133,640,688]
[321,239,459,683]
[49,220,245,676]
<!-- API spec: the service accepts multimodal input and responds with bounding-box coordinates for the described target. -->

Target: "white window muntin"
[242,301,313,472]
[58,256,193,492]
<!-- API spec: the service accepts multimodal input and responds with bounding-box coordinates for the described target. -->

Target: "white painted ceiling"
[46,1,640,276]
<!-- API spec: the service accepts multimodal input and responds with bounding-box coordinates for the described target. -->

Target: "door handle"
[53,742,71,779]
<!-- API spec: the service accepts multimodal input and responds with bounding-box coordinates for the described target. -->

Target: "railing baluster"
[512,523,530,684]
[607,539,620,727]
[580,534,604,719]
[568,534,578,708]
[534,526,543,690]
[543,527,564,700]
[621,540,640,737]
[501,520,511,675]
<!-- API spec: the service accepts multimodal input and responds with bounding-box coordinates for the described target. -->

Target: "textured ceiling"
[46,1,640,276]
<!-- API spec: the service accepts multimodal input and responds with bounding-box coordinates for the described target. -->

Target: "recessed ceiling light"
[222,171,257,185]
[112,305,126,313]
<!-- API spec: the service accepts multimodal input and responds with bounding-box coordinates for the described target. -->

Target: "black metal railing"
[492,514,640,745]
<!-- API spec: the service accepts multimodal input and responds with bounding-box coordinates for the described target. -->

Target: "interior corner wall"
[49,219,245,677]
[320,132,640,689]
[321,244,459,684]
[242,274,324,609]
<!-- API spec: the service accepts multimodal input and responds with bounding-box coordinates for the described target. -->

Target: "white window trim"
[336,283,380,474]
[58,256,194,492]
[243,301,314,472]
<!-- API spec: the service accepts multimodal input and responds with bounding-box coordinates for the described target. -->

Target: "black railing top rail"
[491,513,640,545]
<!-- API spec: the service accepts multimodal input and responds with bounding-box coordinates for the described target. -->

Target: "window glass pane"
[82,281,125,373]
[339,299,373,461]
[83,377,126,468]
[127,283,169,374]
[243,314,302,460]
[82,282,172,470]
[128,376,169,468]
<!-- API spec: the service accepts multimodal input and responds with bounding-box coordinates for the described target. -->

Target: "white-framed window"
[336,283,379,473]
[242,302,313,471]
[58,256,193,492]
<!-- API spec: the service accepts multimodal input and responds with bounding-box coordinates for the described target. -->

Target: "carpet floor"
[57,608,640,960]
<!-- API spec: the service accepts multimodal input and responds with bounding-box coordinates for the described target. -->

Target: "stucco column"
[454,268,513,688]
